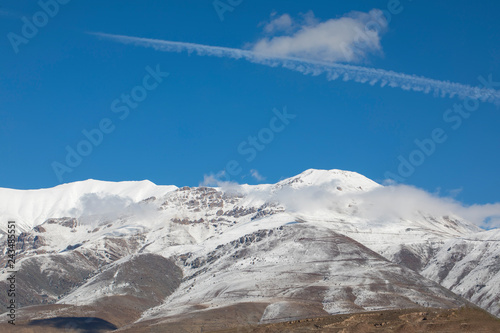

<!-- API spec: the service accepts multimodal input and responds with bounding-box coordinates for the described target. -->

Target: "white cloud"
[351,185,500,229]
[448,187,463,198]
[200,172,223,187]
[354,186,500,229]
[244,181,500,229]
[69,193,157,226]
[263,13,294,34]
[250,169,266,181]
[200,171,241,193]
[252,9,387,63]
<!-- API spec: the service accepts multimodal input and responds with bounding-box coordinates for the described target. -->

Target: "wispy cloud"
[200,172,225,187]
[354,185,500,229]
[69,193,157,226]
[90,32,500,105]
[200,171,240,191]
[245,181,500,229]
[261,13,294,34]
[447,187,463,198]
[250,169,266,181]
[253,10,387,63]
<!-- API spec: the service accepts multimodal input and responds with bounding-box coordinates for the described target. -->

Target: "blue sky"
[1,0,500,206]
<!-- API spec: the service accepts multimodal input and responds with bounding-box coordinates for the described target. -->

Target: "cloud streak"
[91,32,500,105]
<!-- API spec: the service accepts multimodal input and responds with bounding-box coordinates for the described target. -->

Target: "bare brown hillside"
[4,306,498,333]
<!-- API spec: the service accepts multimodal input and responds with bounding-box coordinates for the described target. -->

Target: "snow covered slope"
[137,222,464,325]
[273,168,381,192]
[422,228,500,317]
[0,179,177,231]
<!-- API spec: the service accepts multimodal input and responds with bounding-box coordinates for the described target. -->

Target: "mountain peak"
[276,168,381,192]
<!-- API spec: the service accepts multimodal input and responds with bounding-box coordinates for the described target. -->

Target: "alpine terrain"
[1,169,499,332]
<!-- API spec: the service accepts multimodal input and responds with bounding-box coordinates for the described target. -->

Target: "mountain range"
[1,169,499,332]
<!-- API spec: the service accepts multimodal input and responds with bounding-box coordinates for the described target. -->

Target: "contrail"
[91,32,500,105]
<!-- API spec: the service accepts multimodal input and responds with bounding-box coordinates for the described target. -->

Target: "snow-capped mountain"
[0,169,497,331]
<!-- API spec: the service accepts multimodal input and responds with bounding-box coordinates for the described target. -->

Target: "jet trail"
[92,33,500,105]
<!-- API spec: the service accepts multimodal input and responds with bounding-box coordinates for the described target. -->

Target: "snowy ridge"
[274,168,381,192]
[0,179,177,231]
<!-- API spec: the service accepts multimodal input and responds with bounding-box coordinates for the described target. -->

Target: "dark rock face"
[393,247,423,271]
[60,218,78,229]
[85,253,182,305]
[45,217,78,228]
[251,203,284,220]
[63,243,83,252]
[0,251,99,307]
[16,232,47,252]
[33,225,46,233]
